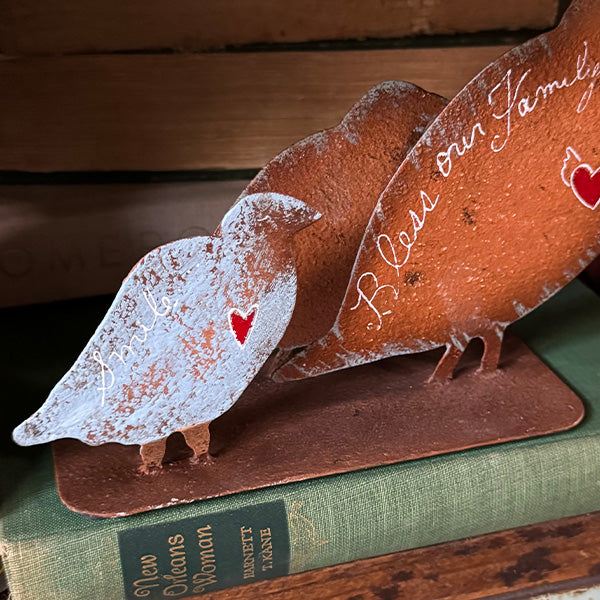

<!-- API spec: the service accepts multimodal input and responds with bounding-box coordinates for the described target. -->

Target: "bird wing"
[15,236,226,446]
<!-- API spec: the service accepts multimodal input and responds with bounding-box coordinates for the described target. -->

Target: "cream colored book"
[0,0,556,56]
[0,46,509,172]
[0,180,248,307]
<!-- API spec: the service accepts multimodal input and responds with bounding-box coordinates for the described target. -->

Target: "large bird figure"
[13,193,320,471]
[276,0,600,382]
[236,82,446,353]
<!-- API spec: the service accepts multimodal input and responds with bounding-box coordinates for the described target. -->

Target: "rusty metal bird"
[275,0,600,382]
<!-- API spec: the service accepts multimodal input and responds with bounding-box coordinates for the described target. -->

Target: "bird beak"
[282,196,322,231]
[306,207,322,223]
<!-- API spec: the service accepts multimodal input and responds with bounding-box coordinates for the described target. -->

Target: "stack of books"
[0,1,559,308]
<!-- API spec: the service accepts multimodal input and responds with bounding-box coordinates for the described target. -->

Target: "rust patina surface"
[276,0,600,382]
[52,336,582,516]
[238,82,446,351]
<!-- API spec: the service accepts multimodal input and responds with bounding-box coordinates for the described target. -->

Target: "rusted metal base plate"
[52,335,584,517]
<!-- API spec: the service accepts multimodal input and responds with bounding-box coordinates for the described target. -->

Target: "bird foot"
[181,422,211,460]
[189,452,214,466]
[139,438,167,474]
[138,462,163,475]
[427,344,463,382]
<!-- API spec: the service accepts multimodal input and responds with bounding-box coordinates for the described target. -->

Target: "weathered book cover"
[0,0,558,56]
[0,180,247,308]
[0,279,599,599]
[0,46,508,172]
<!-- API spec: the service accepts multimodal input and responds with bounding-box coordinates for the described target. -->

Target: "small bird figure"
[13,192,320,471]
[275,0,600,383]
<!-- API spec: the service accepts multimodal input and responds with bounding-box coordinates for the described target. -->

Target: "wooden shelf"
[207,512,600,600]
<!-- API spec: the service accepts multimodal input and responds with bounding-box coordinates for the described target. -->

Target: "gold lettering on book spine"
[240,526,256,580]
[193,525,219,593]
[288,500,328,572]
[133,555,159,598]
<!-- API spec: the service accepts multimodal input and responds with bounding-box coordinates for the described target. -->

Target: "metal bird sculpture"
[237,81,446,353]
[13,192,321,471]
[275,0,600,382]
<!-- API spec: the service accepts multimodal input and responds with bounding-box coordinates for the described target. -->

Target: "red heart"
[229,307,257,347]
[571,164,600,210]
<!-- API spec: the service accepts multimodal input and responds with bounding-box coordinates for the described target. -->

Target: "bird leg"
[181,422,212,463]
[477,328,505,374]
[139,438,167,473]
[429,326,506,383]
[428,343,464,382]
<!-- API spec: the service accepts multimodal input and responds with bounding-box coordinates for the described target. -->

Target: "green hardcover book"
[1,279,599,600]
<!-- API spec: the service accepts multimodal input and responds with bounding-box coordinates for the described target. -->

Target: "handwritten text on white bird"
[93,287,177,405]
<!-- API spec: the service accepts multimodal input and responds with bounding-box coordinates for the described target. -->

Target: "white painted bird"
[13,192,320,471]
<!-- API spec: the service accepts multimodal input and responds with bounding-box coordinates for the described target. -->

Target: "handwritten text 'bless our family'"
[352,40,600,330]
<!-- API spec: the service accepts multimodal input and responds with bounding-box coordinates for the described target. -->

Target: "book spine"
[0,180,247,308]
[0,46,509,172]
[0,0,558,56]
[2,434,600,600]
[1,282,598,600]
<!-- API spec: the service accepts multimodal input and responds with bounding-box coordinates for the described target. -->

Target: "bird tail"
[12,411,57,446]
